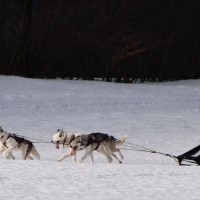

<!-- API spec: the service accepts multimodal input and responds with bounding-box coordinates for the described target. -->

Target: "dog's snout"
[69,145,72,148]
[51,140,53,143]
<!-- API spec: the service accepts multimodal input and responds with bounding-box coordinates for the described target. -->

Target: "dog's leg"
[72,155,76,163]
[71,152,77,163]
[0,144,6,154]
[106,138,125,160]
[7,152,15,160]
[0,145,14,159]
[22,149,28,160]
[6,152,11,159]
[108,147,124,160]
[107,151,122,164]
[80,146,94,163]
[68,147,76,163]
[4,148,15,159]
[96,147,113,163]
[3,138,18,160]
[30,145,40,160]
[27,155,33,160]
[9,152,15,160]
[21,143,32,160]
[89,152,94,163]
[116,149,124,160]
[104,146,122,164]
[80,152,92,163]
[57,153,72,162]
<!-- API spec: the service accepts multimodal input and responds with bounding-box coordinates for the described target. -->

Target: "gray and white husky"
[52,129,120,163]
[0,127,40,160]
[69,133,127,164]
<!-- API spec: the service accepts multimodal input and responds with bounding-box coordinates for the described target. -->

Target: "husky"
[0,127,40,160]
[52,129,83,163]
[69,133,127,164]
[52,129,115,163]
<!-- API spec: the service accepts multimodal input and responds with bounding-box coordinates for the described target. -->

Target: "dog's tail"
[30,145,40,160]
[116,135,127,146]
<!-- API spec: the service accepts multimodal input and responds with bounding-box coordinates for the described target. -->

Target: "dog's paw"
[4,153,9,159]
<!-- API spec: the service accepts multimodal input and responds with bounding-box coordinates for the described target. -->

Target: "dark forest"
[0,0,200,83]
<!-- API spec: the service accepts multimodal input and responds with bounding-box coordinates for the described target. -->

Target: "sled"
[174,145,200,166]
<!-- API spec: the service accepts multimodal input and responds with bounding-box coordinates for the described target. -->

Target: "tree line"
[0,0,199,83]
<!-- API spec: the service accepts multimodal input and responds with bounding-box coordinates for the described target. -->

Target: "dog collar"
[63,135,74,148]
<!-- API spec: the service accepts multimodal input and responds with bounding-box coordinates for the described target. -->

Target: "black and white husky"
[52,129,105,163]
[0,127,40,160]
[52,129,126,163]
[69,133,127,164]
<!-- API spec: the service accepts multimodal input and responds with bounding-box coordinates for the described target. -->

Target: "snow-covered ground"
[0,76,200,200]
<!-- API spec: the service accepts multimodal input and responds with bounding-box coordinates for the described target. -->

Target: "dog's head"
[52,129,65,149]
[69,135,88,155]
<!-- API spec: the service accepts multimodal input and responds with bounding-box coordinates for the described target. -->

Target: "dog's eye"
[1,135,3,139]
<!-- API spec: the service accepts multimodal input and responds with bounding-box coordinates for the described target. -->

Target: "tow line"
[119,141,199,166]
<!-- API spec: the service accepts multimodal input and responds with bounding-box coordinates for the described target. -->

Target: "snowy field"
[1,75,200,200]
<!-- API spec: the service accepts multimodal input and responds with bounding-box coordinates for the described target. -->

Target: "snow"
[1,75,200,199]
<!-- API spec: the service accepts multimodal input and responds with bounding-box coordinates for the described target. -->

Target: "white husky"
[52,129,83,162]
[69,133,127,164]
[52,129,114,163]
[0,127,40,160]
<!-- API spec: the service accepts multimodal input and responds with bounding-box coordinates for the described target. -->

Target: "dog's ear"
[57,129,60,133]
[59,129,64,137]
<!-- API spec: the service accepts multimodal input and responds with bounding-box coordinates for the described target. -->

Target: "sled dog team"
[0,126,127,164]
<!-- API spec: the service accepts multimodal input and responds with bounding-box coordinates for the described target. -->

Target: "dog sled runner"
[174,145,200,166]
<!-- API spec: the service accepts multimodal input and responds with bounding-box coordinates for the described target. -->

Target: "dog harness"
[86,133,109,151]
[63,135,74,148]
[3,134,25,148]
